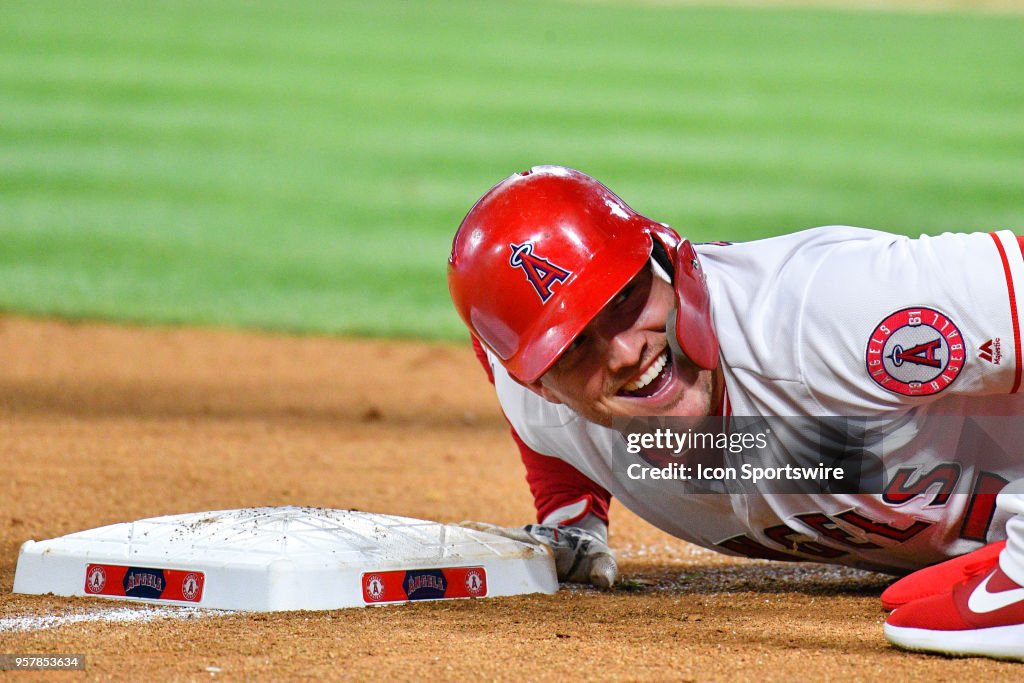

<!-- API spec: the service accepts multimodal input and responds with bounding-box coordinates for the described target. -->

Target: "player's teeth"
[624,352,667,392]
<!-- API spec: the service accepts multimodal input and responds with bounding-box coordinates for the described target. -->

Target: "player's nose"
[604,327,645,375]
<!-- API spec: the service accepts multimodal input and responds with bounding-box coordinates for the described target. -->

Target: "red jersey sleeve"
[471,337,611,526]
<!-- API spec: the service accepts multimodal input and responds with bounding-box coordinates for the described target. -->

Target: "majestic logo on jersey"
[509,242,572,303]
[865,307,965,396]
[978,338,1002,365]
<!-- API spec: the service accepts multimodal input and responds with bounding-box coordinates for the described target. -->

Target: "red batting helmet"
[448,165,718,383]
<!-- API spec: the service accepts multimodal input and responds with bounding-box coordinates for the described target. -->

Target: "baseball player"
[448,166,1024,661]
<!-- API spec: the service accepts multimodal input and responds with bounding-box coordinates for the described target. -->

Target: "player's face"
[529,263,721,427]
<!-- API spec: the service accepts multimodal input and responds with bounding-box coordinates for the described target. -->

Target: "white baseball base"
[13,507,558,611]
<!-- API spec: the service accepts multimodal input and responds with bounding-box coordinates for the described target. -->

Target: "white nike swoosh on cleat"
[966,570,1024,614]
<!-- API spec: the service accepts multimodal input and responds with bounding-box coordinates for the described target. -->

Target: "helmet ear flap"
[648,222,681,262]
[666,240,719,371]
[650,239,674,280]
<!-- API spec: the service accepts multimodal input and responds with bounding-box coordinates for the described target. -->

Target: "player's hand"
[460,521,617,589]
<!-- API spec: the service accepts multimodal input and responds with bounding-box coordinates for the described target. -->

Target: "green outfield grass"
[1,0,1021,339]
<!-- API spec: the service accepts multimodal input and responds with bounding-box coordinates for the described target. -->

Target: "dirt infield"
[0,316,1020,681]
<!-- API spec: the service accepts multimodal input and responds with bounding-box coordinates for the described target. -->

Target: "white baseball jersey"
[486,227,1024,574]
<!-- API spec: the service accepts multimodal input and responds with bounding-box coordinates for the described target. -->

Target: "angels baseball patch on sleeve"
[865,307,965,396]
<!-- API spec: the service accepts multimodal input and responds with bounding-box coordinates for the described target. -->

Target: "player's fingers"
[458,521,541,546]
[588,552,618,590]
[457,520,500,532]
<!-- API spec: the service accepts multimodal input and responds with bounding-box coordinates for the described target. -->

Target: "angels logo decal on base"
[865,307,965,396]
[363,573,386,602]
[361,566,488,604]
[82,564,204,603]
[85,565,107,593]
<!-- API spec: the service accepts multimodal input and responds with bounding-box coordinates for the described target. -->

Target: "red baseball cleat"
[884,562,1024,661]
[881,541,1006,611]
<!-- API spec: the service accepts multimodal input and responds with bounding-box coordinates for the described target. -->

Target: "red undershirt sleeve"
[471,336,611,526]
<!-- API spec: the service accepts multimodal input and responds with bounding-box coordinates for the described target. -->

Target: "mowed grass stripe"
[1,15,1019,128]
[3,112,1019,206]
[1,50,1018,180]
[0,0,1021,338]
[2,4,1019,138]
[4,76,1020,190]
[1,10,1018,161]
[4,72,1022,156]
[5,125,1020,213]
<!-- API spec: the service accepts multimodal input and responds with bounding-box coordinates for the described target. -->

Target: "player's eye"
[553,334,587,372]
[612,284,635,307]
[564,334,586,355]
